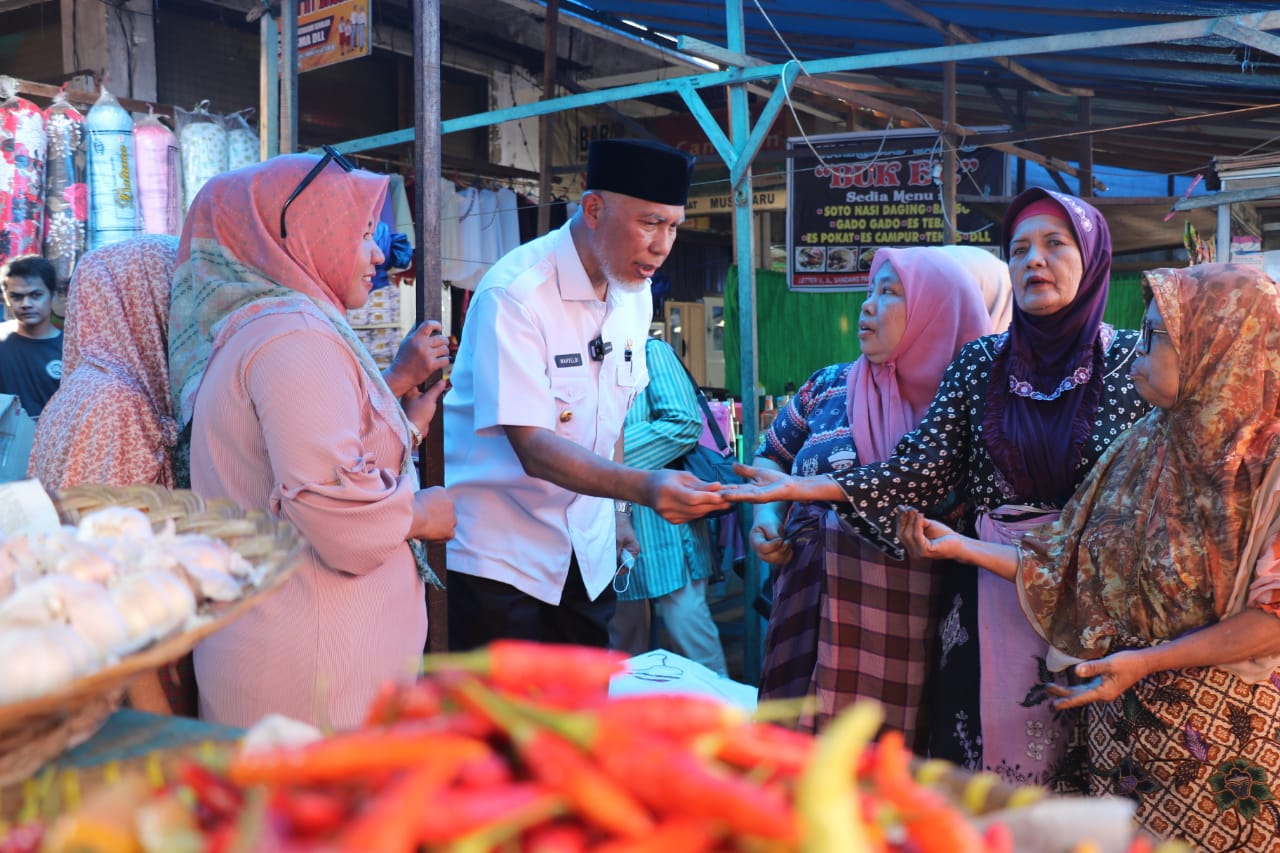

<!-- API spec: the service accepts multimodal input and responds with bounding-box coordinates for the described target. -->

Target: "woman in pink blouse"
[168,150,454,729]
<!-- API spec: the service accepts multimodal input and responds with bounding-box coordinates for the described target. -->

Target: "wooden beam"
[983,82,1070,193]
[1175,185,1280,211]
[537,0,560,237]
[413,0,448,650]
[11,78,173,116]
[877,0,1093,98]
[1077,95,1093,198]
[0,0,50,12]
[1212,18,1280,59]
[279,0,298,152]
[942,54,956,244]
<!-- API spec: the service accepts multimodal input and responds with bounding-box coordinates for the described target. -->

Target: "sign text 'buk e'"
[787,129,1008,292]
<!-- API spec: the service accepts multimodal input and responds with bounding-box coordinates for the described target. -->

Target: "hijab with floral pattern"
[983,188,1112,505]
[1017,264,1280,671]
[29,235,180,488]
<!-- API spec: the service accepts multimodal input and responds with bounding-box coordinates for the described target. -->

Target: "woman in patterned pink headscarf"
[29,234,189,716]
[30,235,179,489]
[169,153,453,729]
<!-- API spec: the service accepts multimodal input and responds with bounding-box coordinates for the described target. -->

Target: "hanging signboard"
[283,0,372,73]
[786,128,1008,291]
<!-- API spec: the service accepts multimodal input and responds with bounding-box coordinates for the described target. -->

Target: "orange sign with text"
[281,0,371,73]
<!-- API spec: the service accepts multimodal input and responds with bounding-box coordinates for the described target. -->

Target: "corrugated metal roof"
[564,0,1280,178]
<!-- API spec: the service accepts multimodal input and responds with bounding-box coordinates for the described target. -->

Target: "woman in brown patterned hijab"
[899,262,1280,849]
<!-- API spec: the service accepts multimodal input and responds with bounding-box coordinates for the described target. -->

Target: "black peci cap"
[585,139,696,206]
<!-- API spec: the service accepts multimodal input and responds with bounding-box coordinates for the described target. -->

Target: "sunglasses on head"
[280,144,356,239]
[1141,318,1170,352]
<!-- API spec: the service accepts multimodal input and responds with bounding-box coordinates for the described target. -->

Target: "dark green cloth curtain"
[722,267,1149,398]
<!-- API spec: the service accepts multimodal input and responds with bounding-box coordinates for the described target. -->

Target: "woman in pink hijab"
[31,235,179,491]
[29,234,191,715]
[748,247,989,739]
[168,152,454,729]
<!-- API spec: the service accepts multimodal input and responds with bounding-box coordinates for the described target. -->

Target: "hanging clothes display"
[133,111,181,236]
[494,186,522,258]
[85,87,141,251]
[175,101,228,211]
[445,184,525,290]
[225,110,260,171]
[41,89,88,286]
[450,185,485,290]
[439,178,465,282]
[0,78,48,264]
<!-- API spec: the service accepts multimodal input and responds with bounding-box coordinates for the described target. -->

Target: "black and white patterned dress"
[831,326,1151,779]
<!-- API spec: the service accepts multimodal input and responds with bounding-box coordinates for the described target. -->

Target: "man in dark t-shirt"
[0,256,63,418]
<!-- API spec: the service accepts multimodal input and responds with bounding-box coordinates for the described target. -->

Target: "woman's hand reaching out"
[721,465,844,504]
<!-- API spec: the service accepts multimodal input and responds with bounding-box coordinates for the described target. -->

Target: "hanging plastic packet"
[0,75,49,263]
[133,108,181,236]
[41,87,88,287]
[225,108,261,171]
[85,86,141,251]
[175,100,228,212]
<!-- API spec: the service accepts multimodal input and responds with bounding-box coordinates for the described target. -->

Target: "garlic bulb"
[0,540,14,600]
[0,624,98,703]
[159,536,254,601]
[76,506,155,541]
[0,534,53,585]
[0,575,131,659]
[51,540,119,585]
[109,571,198,645]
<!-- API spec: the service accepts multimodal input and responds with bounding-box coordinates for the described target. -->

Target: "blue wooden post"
[724,0,761,685]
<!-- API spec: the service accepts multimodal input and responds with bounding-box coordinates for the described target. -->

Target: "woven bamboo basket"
[0,484,303,787]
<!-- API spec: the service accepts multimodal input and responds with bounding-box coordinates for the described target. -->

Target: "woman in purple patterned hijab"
[983,189,1113,503]
[724,188,1152,783]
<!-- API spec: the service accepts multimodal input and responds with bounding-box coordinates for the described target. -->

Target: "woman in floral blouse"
[900,263,1280,851]
[727,189,1151,785]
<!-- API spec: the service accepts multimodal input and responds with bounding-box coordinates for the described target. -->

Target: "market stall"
[1,642,1150,852]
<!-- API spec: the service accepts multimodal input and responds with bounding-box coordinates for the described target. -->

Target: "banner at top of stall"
[787,128,1008,292]
[279,0,372,74]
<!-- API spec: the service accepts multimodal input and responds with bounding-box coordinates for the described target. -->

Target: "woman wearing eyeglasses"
[168,152,455,729]
[726,188,1152,785]
[900,263,1280,849]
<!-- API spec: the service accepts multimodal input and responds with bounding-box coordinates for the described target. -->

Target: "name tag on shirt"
[555,353,584,368]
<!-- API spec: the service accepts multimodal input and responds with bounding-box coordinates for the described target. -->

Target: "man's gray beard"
[604,266,650,294]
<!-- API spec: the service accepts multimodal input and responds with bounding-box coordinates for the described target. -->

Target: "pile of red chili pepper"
[1,641,1165,852]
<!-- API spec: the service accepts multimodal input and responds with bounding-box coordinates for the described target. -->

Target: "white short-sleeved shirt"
[443,220,651,604]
